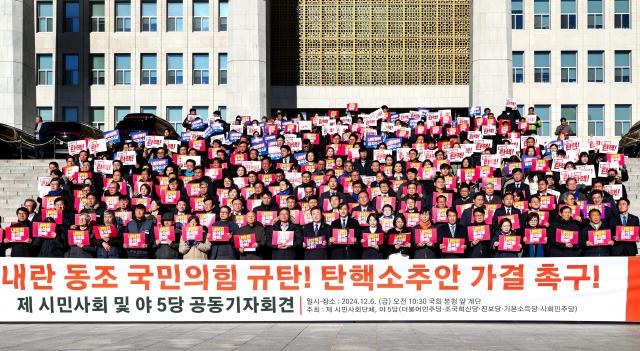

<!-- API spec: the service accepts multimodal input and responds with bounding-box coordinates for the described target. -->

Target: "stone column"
[228,0,269,121]
[0,0,35,129]
[470,0,512,113]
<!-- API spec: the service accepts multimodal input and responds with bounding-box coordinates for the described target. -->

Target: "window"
[587,0,603,29]
[219,0,228,31]
[193,54,209,84]
[141,1,157,32]
[534,51,550,83]
[512,51,524,83]
[91,54,105,85]
[167,106,184,132]
[218,106,227,120]
[218,53,228,84]
[141,54,157,85]
[560,0,577,29]
[63,54,79,85]
[37,107,53,122]
[115,106,131,122]
[534,105,551,136]
[63,107,79,122]
[615,0,630,28]
[588,51,604,83]
[561,105,578,134]
[615,105,632,136]
[140,106,157,114]
[167,54,183,84]
[167,1,183,32]
[615,51,631,82]
[516,105,525,117]
[37,54,53,85]
[64,2,80,32]
[534,0,550,29]
[193,1,209,32]
[91,2,106,32]
[511,0,523,29]
[194,106,209,118]
[90,107,105,130]
[588,105,605,136]
[115,54,131,85]
[115,1,132,32]
[37,2,53,32]
[560,51,577,83]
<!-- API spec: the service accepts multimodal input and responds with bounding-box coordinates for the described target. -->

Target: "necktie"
[488,196,492,202]
[622,216,627,226]
[342,219,347,229]
[450,225,455,237]
[314,223,319,235]
[516,183,520,190]
[507,208,511,215]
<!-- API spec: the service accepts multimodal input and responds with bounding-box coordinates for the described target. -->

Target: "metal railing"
[0,136,61,159]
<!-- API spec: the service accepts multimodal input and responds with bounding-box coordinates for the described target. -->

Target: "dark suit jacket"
[329,217,362,259]
[302,222,330,260]
[491,206,522,226]
[504,182,530,198]
[437,222,467,258]
[266,221,303,260]
[610,213,640,256]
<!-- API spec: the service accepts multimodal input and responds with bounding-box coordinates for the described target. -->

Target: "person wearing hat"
[154,213,182,259]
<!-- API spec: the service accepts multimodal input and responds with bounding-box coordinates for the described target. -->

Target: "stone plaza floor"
[0,322,638,350]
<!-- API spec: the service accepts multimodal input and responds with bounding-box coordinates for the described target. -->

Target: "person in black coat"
[490,218,522,258]
[301,207,329,260]
[66,214,97,258]
[237,211,267,260]
[386,215,412,258]
[3,207,33,257]
[154,213,182,259]
[466,208,491,258]
[32,217,66,258]
[611,198,640,256]
[460,193,485,226]
[579,209,614,257]
[412,210,438,259]
[503,168,531,199]
[95,210,125,258]
[522,212,546,258]
[548,206,582,257]
[437,208,467,258]
[491,193,522,228]
[267,208,303,260]
[360,214,385,259]
[329,203,362,259]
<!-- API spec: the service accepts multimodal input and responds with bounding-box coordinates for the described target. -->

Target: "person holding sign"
[611,198,640,256]
[360,214,385,259]
[236,211,266,260]
[467,209,491,258]
[267,208,302,260]
[491,218,522,258]
[124,204,155,259]
[523,212,546,258]
[386,215,412,259]
[437,209,467,259]
[548,206,582,257]
[3,207,33,257]
[95,210,124,259]
[413,210,437,259]
[329,203,362,259]
[32,217,66,258]
[154,213,182,259]
[179,216,210,260]
[66,213,96,258]
[209,206,239,260]
[580,209,614,257]
[302,207,330,260]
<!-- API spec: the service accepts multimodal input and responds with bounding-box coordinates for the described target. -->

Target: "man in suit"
[533,178,560,200]
[302,207,330,260]
[329,203,362,259]
[258,157,274,175]
[34,116,44,159]
[503,168,530,199]
[611,198,640,256]
[491,193,522,228]
[277,145,298,167]
[352,191,374,213]
[319,176,350,205]
[484,182,502,205]
[437,209,467,258]
[461,192,486,226]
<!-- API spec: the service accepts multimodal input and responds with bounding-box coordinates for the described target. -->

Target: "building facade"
[2,0,635,139]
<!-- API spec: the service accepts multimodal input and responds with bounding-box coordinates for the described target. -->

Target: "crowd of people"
[3,104,638,260]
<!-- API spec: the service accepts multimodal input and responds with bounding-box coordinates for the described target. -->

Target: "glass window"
[115,106,131,122]
[516,105,525,117]
[511,0,523,29]
[167,106,183,132]
[90,107,105,130]
[141,1,158,32]
[194,106,209,118]
[140,106,157,114]
[534,51,550,83]
[64,54,79,86]
[560,0,577,29]
[512,51,524,83]
[615,0,630,28]
[167,54,183,84]
[615,105,632,136]
[115,54,131,85]
[63,107,79,122]
[91,54,105,85]
[37,54,53,85]
[167,1,183,32]
[64,1,79,33]
[561,105,578,134]
[141,54,157,85]
[115,1,132,32]
[37,107,53,122]
[560,51,577,83]
[193,53,209,84]
[588,105,605,136]
[37,2,54,32]
[218,106,227,120]
[193,1,209,32]
[615,51,631,82]
[91,2,106,32]
[218,53,228,84]
[534,0,550,29]
[588,51,604,83]
[587,0,603,29]
[534,105,551,136]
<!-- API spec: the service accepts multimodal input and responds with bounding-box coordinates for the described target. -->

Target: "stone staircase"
[0,160,53,226]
